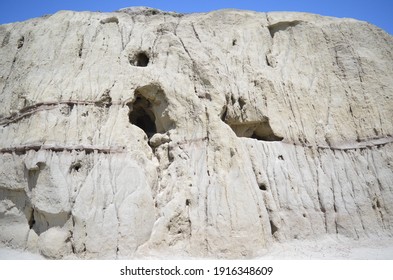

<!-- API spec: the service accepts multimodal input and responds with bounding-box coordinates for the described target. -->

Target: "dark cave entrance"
[129,95,157,138]
[220,106,283,142]
[135,52,149,67]
[226,121,283,142]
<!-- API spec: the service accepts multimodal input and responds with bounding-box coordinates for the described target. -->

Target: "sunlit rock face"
[0,7,392,259]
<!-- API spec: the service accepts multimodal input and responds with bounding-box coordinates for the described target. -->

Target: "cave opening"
[227,121,283,142]
[128,84,175,143]
[129,95,157,138]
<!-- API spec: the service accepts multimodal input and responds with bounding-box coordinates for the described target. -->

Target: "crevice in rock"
[268,20,302,38]
[70,238,76,254]
[78,37,84,58]
[28,208,36,229]
[270,219,278,236]
[191,23,201,43]
[220,105,228,122]
[318,192,326,214]
[265,54,272,67]
[100,17,119,25]
[70,216,76,254]
[238,97,246,109]
[230,95,236,105]
[265,51,277,67]
[372,197,384,225]
[17,36,24,49]
[372,198,381,210]
[227,120,284,141]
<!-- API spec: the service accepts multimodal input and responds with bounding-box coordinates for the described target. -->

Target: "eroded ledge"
[0,144,126,155]
[281,136,393,151]
[267,20,302,38]
[0,98,116,126]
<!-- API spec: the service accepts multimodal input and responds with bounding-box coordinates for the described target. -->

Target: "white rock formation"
[0,8,392,259]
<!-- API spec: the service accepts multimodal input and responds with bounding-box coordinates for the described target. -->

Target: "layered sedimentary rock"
[0,7,392,258]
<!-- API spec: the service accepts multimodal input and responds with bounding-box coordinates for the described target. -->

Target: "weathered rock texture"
[0,7,392,259]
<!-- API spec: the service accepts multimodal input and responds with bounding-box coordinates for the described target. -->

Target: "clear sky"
[0,0,392,34]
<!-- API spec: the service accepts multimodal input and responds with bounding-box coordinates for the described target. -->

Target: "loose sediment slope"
[0,7,392,259]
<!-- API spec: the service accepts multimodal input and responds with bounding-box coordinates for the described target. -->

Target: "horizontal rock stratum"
[0,7,392,259]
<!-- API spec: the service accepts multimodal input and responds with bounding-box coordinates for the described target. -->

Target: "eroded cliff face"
[0,7,392,258]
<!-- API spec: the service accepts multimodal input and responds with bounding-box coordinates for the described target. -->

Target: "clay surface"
[0,7,392,258]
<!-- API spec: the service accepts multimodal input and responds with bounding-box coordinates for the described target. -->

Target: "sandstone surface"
[0,7,392,258]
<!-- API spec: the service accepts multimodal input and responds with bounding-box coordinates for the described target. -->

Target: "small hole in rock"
[278,155,284,160]
[186,199,191,206]
[70,162,82,173]
[232,39,237,46]
[259,183,267,191]
[130,52,150,67]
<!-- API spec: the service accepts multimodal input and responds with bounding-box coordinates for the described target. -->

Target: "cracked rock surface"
[0,8,392,258]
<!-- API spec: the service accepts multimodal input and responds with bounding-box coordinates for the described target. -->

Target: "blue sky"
[0,0,392,34]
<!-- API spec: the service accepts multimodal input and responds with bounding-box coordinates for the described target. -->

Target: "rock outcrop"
[0,7,392,259]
